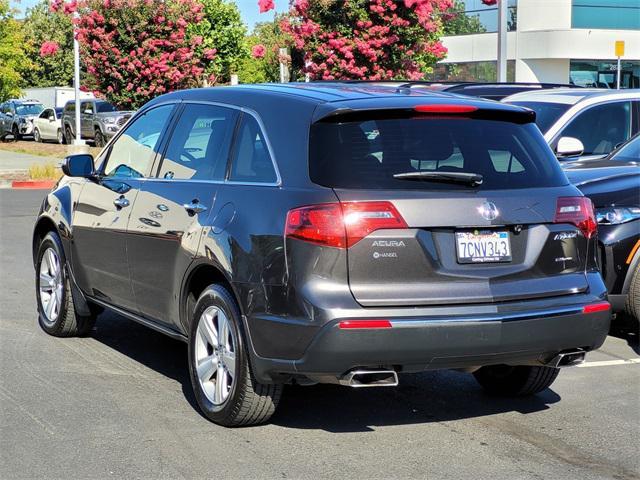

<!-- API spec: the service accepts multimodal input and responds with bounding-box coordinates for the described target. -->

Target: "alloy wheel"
[194,306,237,406]
[39,248,63,325]
[57,129,64,144]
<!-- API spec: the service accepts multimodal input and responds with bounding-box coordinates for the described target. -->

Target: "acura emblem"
[478,202,499,221]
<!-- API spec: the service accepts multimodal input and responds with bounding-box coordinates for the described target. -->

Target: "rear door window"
[158,104,238,181]
[228,114,277,184]
[310,116,566,190]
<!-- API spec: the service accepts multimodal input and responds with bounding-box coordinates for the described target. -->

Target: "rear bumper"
[247,301,611,383]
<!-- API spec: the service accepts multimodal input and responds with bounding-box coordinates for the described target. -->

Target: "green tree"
[21,1,75,88]
[443,1,486,36]
[187,0,248,83]
[0,1,30,101]
[239,16,294,84]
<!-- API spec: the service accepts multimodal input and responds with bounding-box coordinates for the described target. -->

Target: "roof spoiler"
[313,102,537,125]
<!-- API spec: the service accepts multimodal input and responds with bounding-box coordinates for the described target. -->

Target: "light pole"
[72,10,84,145]
[497,0,508,82]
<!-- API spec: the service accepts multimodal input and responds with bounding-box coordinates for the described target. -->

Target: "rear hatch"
[309,104,594,307]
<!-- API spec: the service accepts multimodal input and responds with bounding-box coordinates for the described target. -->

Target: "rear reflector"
[285,201,407,248]
[338,320,392,329]
[582,302,611,314]
[554,197,597,239]
[414,104,478,114]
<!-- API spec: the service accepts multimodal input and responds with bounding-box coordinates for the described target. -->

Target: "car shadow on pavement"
[90,312,561,432]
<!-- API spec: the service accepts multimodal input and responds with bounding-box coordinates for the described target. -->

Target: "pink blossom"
[258,0,274,14]
[251,44,266,59]
[39,41,60,57]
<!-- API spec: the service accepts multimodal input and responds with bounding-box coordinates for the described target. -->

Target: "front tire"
[56,128,64,145]
[33,128,41,143]
[94,130,105,148]
[35,232,97,337]
[64,126,74,145]
[473,364,560,396]
[188,285,282,427]
[12,124,21,142]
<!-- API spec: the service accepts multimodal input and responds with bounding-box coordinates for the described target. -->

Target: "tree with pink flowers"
[52,0,214,109]
[279,0,455,81]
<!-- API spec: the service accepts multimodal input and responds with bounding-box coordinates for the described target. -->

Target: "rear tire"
[35,232,97,337]
[188,285,282,427]
[624,264,640,334]
[473,364,560,396]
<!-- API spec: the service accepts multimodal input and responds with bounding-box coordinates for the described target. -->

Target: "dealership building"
[436,0,640,88]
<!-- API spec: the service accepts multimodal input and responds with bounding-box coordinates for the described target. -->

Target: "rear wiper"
[393,171,484,186]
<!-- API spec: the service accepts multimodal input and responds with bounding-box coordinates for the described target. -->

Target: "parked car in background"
[503,89,640,159]
[33,83,611,427]
[562,134,640,331]
[0,99,45,140]
[33,107,65,144]
[61,99,133,147]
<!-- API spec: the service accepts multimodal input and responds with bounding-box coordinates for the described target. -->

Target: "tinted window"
[64,102,75,114]
[310,117,566,190]
[559,101,632,155]
[611,135,640,161]
[508,101,570,134]
[81,102,93,114]
[158,104,237,181]
[102,105,173,178]
[39,109,51,119]
[228,114,277,183]
[97,102,117,113]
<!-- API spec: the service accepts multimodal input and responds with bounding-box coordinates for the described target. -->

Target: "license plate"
[455,230,512,264]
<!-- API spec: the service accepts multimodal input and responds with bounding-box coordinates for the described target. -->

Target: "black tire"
[188,285,282,427]
[473,364,560,396]
[35,231,97,337]
[94,130,105,148]
[624,264,640,333]
[65,126,74,145]
[56,128,64,145]
[12,124,21,141]
[33,128,41,143]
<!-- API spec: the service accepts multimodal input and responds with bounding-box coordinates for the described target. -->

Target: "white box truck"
[22,87,94,109]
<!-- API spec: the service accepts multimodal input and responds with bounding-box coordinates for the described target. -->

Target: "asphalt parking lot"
[1,189,639,480]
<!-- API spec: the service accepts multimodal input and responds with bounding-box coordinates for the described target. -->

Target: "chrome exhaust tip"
[338,369,399,387]
[548,349,586,368]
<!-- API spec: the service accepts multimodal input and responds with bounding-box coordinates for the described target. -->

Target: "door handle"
[183,199,207,215]
[113,196,130,209]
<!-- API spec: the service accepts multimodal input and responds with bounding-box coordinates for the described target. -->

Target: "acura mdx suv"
[33,83,611,427]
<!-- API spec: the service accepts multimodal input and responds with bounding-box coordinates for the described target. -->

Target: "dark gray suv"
[33,83,611,427]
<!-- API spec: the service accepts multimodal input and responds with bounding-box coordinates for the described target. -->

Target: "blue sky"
[10,0,289,29]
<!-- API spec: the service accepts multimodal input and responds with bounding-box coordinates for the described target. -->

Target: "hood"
[564,165,640,208]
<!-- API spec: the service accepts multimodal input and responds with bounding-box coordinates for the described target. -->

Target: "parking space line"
[577,359,640,368]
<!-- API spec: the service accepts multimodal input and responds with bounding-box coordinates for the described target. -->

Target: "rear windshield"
[309,116,567,190]
[508,101,570,134]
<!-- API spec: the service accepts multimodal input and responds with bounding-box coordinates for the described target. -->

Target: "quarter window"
[228,114,277,183]
[558,102,632,155]
[158,104,237,181]
[102,104,174,178]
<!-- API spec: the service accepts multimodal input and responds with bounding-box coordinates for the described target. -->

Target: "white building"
[437,0,640,88]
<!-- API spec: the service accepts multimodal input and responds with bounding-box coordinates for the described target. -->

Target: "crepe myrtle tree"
[271,0,455,81]
[51,0,216,109]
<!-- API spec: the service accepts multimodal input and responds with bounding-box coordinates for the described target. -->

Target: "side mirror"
[48,115,55,121]
[62,154,94,178]
[83,109,93,114]
[6,112,13,118]
[556,137,585,158]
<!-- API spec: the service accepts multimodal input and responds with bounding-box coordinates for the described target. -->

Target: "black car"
[33,83,610,427]
[563,134,640,330]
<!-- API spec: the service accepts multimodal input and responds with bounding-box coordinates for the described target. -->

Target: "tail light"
[285,201,407,248]
[414,104,478,114]
[554,197,597,239]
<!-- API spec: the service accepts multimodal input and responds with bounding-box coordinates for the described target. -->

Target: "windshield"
[611,136,640,162]
[16,104,44,115]
[97,102,117,113]
[508,102,570,134]
[309,116,567,190]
